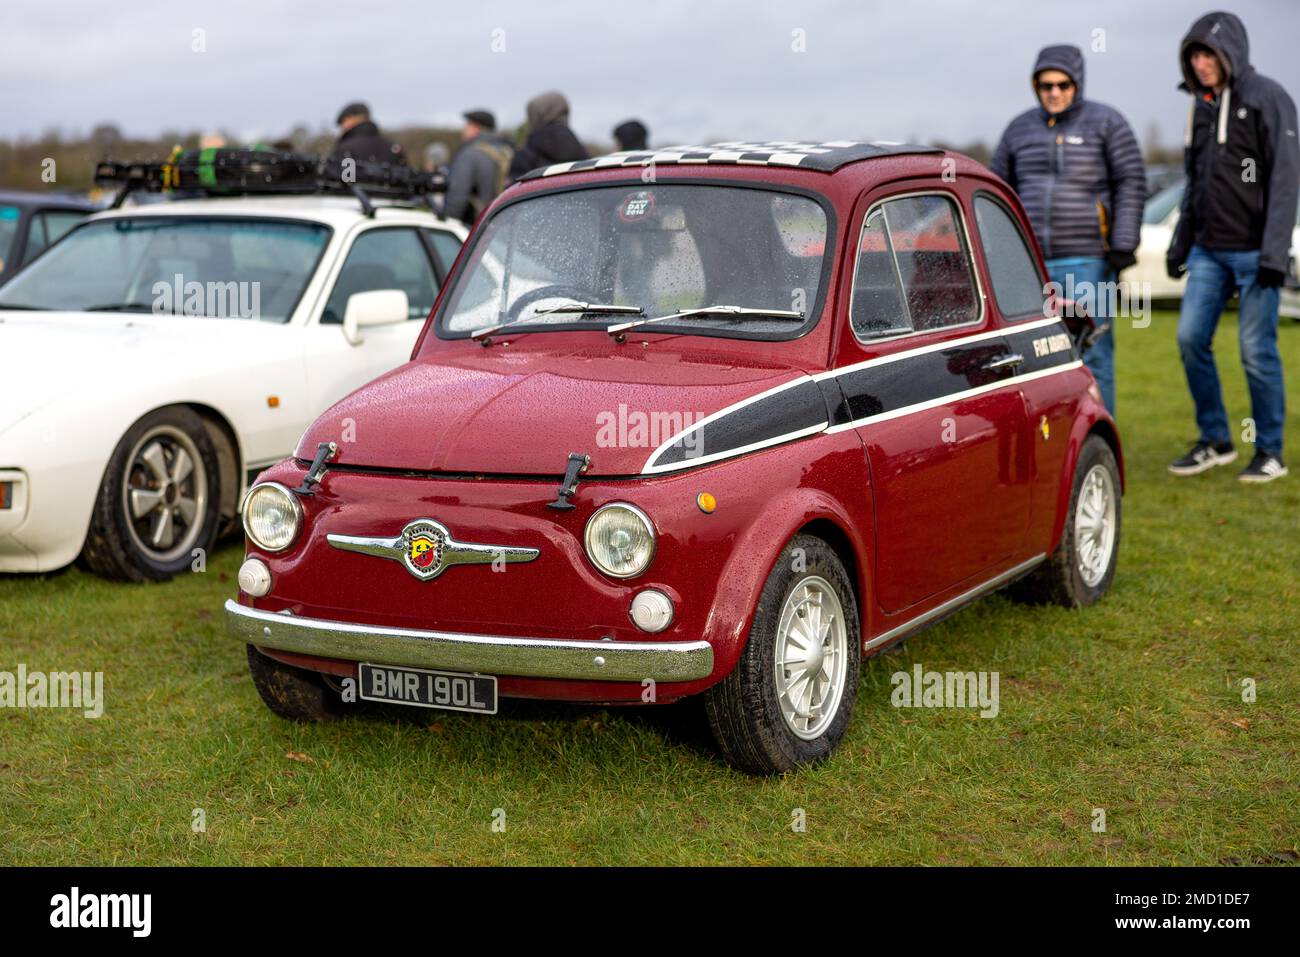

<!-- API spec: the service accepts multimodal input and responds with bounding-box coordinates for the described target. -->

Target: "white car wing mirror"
[342,289,410,345]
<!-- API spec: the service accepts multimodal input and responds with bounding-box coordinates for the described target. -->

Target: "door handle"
[983,353,1025,371]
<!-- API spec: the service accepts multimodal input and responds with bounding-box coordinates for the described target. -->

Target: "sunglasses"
[1037,80,1075,92]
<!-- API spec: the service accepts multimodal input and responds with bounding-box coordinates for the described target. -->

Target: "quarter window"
[423,227,464,278]
[974,195,1045,319]
[849,209,908,339]
[850,193,978,340]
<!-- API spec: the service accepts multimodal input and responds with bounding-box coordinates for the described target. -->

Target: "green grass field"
[2,311,1297,865]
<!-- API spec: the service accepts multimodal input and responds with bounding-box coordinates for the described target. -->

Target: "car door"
[833,187,1033,613]
[970,191,1085,555]
[303,225,447,414]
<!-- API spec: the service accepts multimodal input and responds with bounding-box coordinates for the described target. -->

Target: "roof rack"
[517,140,944,181]
[94,147,446,217]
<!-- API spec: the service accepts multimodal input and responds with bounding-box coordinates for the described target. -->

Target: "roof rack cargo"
[94,147,447,217]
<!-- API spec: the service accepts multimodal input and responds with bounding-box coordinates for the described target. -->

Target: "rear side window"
[974,195,1045,319]
[849,193,978,341]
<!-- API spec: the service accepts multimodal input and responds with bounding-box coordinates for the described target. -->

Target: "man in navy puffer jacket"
[991,44,1146,415]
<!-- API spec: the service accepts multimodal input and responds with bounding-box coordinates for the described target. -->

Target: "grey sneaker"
[1168,440,1237,476]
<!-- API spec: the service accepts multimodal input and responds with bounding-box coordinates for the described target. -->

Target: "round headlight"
[584,503,656,579]
[241,482,302,552]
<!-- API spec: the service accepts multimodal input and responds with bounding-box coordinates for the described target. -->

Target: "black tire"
[246,644,345,722]
[1010,434,1121,607]
[82,406,223,582]
[704,535,861,774]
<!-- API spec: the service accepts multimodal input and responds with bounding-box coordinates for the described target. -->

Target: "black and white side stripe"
[641,317,1081,474]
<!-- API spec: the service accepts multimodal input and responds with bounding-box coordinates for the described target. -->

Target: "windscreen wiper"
[471,300,644,345]
[607,305,803,341]
[83,302,155,313]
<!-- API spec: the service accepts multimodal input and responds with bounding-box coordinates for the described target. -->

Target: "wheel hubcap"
[1074,463,1116,588]
[121,425,208,563]
[773,575,848,740]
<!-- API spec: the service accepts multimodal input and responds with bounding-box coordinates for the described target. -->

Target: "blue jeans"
[1046,257,1116,415]
[1176,245,1285,455]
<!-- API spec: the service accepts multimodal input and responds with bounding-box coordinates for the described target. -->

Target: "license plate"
[358,663,497,714]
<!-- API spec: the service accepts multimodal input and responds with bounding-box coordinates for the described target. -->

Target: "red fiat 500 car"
[227,141,1122,774]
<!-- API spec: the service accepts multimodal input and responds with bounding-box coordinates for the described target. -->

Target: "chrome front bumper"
[225,600,715,682]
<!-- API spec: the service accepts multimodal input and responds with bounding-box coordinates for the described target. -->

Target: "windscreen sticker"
[617,190,656,223]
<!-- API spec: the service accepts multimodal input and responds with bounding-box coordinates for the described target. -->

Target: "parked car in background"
[229,141,1122,774]
[0,188,466,580]
[0,190,96,285]
[1131,181,1300,317]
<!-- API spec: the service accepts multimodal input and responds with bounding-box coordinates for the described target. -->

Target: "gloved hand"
[1106,250,1137,274]
[1256,266,1285,288]
[1166,257,1186,281]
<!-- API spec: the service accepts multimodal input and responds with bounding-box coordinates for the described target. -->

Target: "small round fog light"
[629,589,674,633]
[238,557,272,597]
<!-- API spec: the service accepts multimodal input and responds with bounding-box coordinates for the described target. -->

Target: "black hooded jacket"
[990,45,1147,260]
[1168,11,1300,273]
[507,125,588,181]
[507,91,589,181]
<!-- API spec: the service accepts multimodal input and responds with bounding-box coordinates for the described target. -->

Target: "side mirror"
[1059,298,1110,353]
[342,289,410,345]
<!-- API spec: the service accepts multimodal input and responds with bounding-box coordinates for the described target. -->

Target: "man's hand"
[1106,250,1137,274]
[1166,257,1186,281]
[1256,266,1285,288]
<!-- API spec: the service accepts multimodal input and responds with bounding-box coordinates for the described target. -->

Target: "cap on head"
[336,102,370,126]
[463,109,496,131]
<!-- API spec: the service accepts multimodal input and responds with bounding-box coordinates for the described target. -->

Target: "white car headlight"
[241,482,302,552]
[584,503,656,578]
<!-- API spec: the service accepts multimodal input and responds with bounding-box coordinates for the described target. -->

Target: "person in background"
[507,91,588,182]
[442,109,515,225]
[423,142,450,173]
[1166,11,1297,483]
[991,44,1146,417]
[613,119,649,152]
[331,102,406,166]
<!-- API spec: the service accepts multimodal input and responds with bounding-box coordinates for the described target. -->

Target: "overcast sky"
[3,0,1297,150]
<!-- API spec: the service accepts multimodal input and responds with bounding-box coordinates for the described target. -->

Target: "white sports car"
[0,194,467,579]
[1131,182,1300,318]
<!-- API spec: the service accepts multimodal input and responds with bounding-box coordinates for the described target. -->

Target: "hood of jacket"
[526,91,570,133]
[1033,44,1086,121]
[1179,10,1253,93]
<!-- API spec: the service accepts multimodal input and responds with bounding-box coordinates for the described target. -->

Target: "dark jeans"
[1176,245,1286,455]
[1046,256,1116,415]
